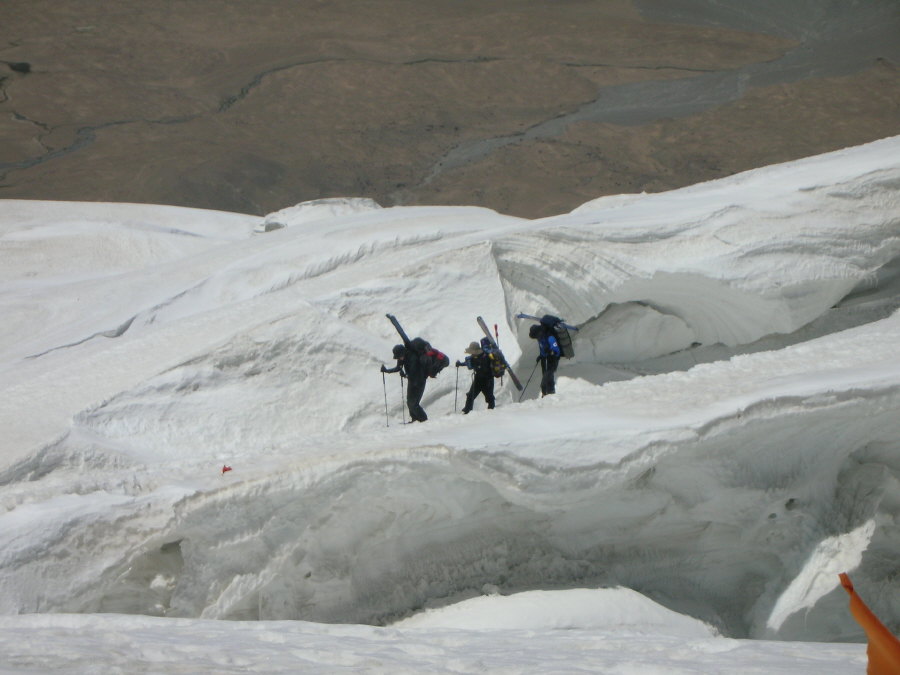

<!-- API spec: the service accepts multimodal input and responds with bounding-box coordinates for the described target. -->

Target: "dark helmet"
[392,344,406,358]
[528,324,542,339]
[480,337,492,350]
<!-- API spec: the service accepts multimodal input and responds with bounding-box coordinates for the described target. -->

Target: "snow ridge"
[0,138,899,645]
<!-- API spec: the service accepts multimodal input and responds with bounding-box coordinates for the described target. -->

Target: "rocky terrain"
[2,0,899,217]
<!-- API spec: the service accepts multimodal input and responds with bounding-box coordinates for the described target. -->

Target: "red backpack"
[424,346,449,377]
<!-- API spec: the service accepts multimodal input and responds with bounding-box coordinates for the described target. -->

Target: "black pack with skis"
[516,313,576,358]
[387,314,449,378]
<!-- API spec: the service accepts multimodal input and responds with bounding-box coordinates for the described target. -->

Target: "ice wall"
[494,139,900,369]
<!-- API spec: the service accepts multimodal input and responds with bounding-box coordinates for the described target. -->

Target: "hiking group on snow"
[380,314,575,424]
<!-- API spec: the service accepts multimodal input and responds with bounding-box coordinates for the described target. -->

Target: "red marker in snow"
[221,465,232,474]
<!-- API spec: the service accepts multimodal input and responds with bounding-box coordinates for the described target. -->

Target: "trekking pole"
[400,375,406,424]
[454,365,460,412]
[382,370,390,427]
[518,360,540,402]
[494,323,504,387]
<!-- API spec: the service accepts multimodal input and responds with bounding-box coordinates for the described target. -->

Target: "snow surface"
[1,136,899,672]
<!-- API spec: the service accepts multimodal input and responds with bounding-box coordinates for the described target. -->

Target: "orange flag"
[840,573,900,674]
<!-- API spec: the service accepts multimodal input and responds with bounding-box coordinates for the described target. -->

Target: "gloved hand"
[380,364,387,373]
[536,355,542,363]
[455,360,463,367]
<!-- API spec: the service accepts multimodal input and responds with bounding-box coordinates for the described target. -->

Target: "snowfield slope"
[0,137,899,643]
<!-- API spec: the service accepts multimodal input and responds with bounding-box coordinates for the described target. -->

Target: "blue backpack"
[480,337,507,378]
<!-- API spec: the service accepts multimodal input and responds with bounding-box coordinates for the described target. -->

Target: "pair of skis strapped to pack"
[476,316,522,390]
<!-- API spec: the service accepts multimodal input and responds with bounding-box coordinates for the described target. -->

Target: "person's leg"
[539,357,549,396]
[483,375,495,409]
[462,379,477,413]
[407,378,428,421]
[543,356,559,395]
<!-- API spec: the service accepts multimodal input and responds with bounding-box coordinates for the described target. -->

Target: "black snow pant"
[539,355,560,396]
[463,374,495,413]
[406,376,428,422]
